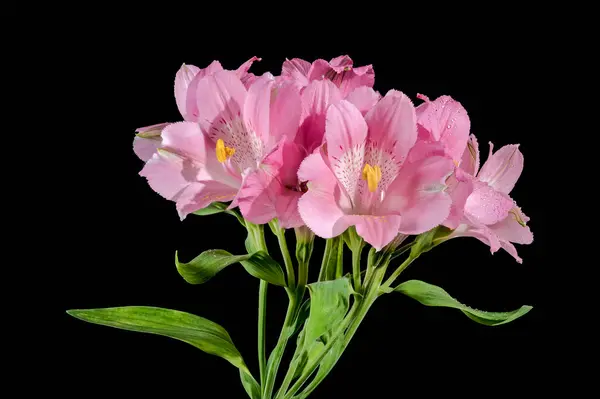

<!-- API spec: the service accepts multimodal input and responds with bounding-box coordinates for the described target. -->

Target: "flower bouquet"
[68,55,533,398]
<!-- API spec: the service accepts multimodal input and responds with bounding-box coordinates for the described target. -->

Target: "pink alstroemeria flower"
[133,123,171,162]
[280,55,375,97]
[297,91,455,250]
[139,70,301,220]
[237,78,381,228]
[414,94,473,229]
[133,57,261,161]
[447,135,533,263]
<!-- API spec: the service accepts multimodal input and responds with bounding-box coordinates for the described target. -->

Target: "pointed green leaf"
[391,280,533,326]
[192,202,229,216]
[289,299,311,339]
[304,277,353,345]
[240,251,286,287]
[288,278,353,381]
[239,369,261,399]
[67,306,251,372]
[312,336,345,390]
[244,222,263,253]
[176,249,285,286]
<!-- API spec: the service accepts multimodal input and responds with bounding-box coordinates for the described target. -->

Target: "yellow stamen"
[362,164,382,192]
[453,159,460,167]
[216,139,235,163]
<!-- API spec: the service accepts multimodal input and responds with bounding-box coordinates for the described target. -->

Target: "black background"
[54,20,559,398]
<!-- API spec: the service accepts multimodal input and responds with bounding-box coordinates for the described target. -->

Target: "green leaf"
[175,249,285,286]
[291,340,324,381]
[313,336,344,388]
[289,299,311,339]
[304,277,353,345]
[288,278,353,382]
[239,369,261,399]
[244,222,263,253]
[67,306,251,372]
[240,252,286,287]
[390,280,533,326]
[192,202,229,216]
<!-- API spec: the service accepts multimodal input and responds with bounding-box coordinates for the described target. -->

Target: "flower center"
[362,163,381,193]
[216,139,236,163]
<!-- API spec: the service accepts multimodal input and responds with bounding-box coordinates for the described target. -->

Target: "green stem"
[389,241,414,261]
[335,238,344,279]
[275,226,296,288]
[247,223,270,389]
[352,244,363,291]
[283,301,361,399]
[294,266,387,399]
[258,280,268,388]
[262,292,299,398]
[380,255,416,291]
[318,238,334,281]
[297,260,308,288]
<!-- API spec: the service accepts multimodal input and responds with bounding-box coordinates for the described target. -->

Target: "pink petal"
[337,65,375,97]
[184,61,224,121]
[450,223,502,254]
[271,140,305,187]
[325,100,368,162]
[381,155,454,234]
[174,64,201,120]
[133,122,170,161]
[443,169,475,229]
[490,206,533,245]
[499,241,523,264]
[396,186,452,235]
[365,90,417,163]
[269,82,302,146]
[407,139,447,164]
[135,122,170,137]
[307,59,332,81]
[460,134,480,176]
[133,136,162,162]
[192,70,247,135]
[345,87,381,115]
[161,122,241,186]
[478,143,524,194]
[238,140,306,228]
[235,56,261,79]
[309,57,375,97]
[295,80,342,153]
[243,73,275,146]
[328,55,353,72]
[415,95,470,162]
[237,166,278,225]
[297,152,351,238]
[241,73,258,89]
[281,58,311,87]
[176,181,238,220]
[140,150,190,201]
[344,214,402,251]
[464,184,514,225]
[276,190,304,229]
